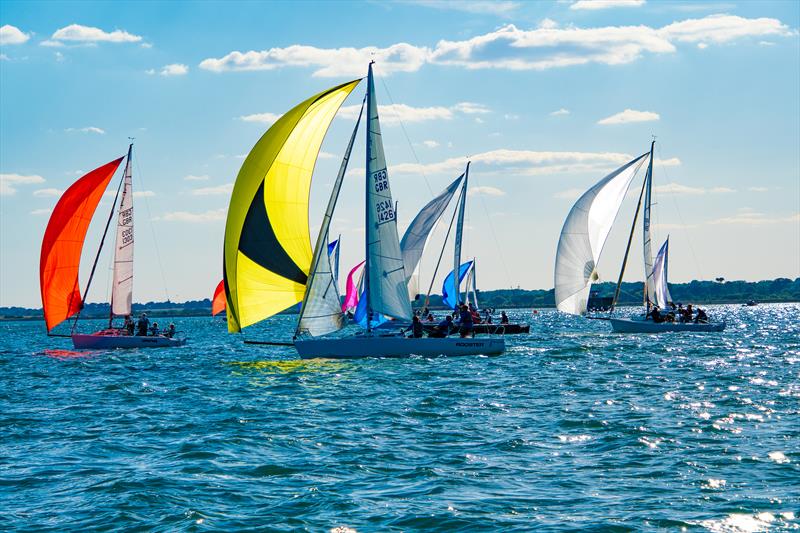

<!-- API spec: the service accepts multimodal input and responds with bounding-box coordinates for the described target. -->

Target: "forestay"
[554,152,649,315]
[111,146,134,317]
[652,237,672,309]
[364,63,411,322]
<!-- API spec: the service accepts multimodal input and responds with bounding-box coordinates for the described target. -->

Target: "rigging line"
[378,76,434,197]
[656,144,704,281]
[133,154,171,302]
[471,171,512,287]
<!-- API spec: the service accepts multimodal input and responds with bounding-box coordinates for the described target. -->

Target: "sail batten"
[554,153,649,315]
[224,79,361,332]
[40,157,125,331]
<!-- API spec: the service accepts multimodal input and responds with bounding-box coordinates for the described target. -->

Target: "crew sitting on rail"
[166,323,176,338]
[459,304,474,338]
[694,308,708,323]
[150,322,160,336]
[500,311,509,324]
[429,315,454,338]
[647,306,664,323]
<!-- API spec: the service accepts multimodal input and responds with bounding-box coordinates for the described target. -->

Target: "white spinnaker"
[554,152,649,315]
[111,149,134,317]
[400,174,463,299]
[296,99,363,337]
[642,151,656,307]
[652,237,672,308]
[453,164,468,306]
[364,63,411,321]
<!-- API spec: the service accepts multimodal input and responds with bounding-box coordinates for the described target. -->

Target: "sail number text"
[372,169,389,193]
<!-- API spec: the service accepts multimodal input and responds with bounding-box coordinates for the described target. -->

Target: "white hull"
[72,330,186,349]
[294,334,505,359]
[609,318,725,333]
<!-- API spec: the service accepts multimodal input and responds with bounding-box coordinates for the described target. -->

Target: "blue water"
[2,304,798,531]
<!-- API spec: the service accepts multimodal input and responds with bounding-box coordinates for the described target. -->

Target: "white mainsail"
[296,99,364,337]
[652,237,672,309]
[453,162,469,306]
[554,152,650,315]
[111,145,134,317]
[642,145,656,309]
[400,173,464,299]
[364,63,412,322]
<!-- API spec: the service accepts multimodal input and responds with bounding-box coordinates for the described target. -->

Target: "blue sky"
[1,0,798,308]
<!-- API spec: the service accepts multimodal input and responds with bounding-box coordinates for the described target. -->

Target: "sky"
[0,0,798,308]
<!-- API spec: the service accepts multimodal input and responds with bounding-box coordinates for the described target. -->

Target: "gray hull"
[609,318,725,333]
[72,332,186,349]
[294,335,505,359]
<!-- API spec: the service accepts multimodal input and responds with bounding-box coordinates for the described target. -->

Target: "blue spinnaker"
[442,261,473,310]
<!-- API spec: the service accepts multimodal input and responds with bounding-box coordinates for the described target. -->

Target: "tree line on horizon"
[2,278,798,319]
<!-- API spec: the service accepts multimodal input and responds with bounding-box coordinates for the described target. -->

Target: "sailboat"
[554,140,725,333]
[40,145,186,348]
[212,280,226,316]
[222,63,504,358]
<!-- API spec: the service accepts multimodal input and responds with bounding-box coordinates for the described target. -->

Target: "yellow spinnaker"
[224,79,361,332]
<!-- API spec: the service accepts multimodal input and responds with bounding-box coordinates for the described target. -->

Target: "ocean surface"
[1,304,798,532]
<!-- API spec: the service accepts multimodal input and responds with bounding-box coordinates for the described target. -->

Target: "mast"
[642,139,656,314]
[453,161,469,308]
[364,62,374,332]
[610,162,650,313]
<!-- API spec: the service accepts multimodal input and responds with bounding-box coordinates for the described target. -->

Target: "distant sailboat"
[554,141,724,333]
[40,145,186,348]
[212,280,226,316]
[222,63,503,358]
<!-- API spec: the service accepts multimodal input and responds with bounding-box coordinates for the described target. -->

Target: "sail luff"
[453,162,469,307]
[110,144,134,320]
[642,141,656,311]
[295,97,365,337]
[364,62,411,324]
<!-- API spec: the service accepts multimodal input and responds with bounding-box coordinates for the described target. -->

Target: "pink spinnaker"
[342,261,366,312]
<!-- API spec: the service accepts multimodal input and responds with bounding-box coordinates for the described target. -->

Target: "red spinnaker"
[39,158,125,331]
[212,280,226,316]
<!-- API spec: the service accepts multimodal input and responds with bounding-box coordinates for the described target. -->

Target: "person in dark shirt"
[123,315,134,335]
[430,315,454,337]
[409,315,424,338]
[648,306,664,323]
[459,304,474,338]
[500,311,509,324]
[136,313,149,336]
[694,308,708,323]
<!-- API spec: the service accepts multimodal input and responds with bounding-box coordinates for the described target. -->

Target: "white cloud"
[468,185,506,196]
[33,188,62,197]
[748,186,768,192]
[504,113,520,120]
[474,117,484,124]
[697,42,709,49]
[406,0,520,16]
[452,102,490,114]
[0,24,30,45]
[54,51,65,62]
[159,63,188,76]
[550,108,570,116]
[758,41,775,46]
[239,112,282,125]
[710,208,798,225]
[50,24,143,44]
[145,68,156,75]
[199,14,791,76]
[133,190,155,198]
[597,109,660,125]
[200,43,428,77]
[340,103,452,124]
[161,208,227,222]
[184,174,210,181]
[318,151,336,159]
[657,157,681,166]
[141,42,153,49]
[659,14,792,44]
[654,182,735,195]
[65,126,106,134]
[570,0,645,10]
[191,183,233,196]
[0,54,8,61]
[40,40,64,48]
[1,173,46,195]
[422,140,440,148]
[392,149,640,176]
[30,208,53,216]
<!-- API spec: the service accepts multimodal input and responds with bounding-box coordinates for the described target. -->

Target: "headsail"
[327,237,340,285]
[364,63,411,323]
[223,79,361,332]
[642,143,656,309]
[342,260,366,312]
[554,152,649,315]
[400,173,464,295]
[296,99,364,337]
[442,261,473,310]
[40,157,125,331]
[212,280,226,316]
[652,237,672,309]
[111,145,134,318]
